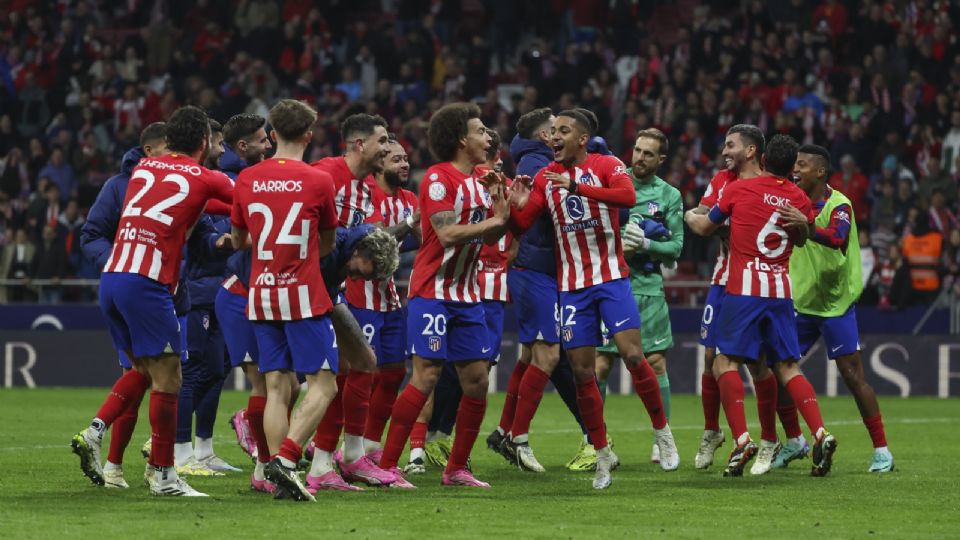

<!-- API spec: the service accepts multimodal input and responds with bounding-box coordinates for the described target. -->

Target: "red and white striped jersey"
[311,156,382,228]
[476,166,511,302]
[345,184,418,311]
[408,162,492,302]
[700,169,737,286]
[715,175,814,299]
[222,274,247,297]
[104,154,233,290]
[231,158,339,321]
[511,154,634,292]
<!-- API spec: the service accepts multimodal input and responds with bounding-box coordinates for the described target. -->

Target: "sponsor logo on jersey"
[470,207,486,224]
[253,180,303,193]
[560,218,600,233]
[428,181,446,201]
[351,211,365,226]
[254,271,276,286]
[565,195,585,220]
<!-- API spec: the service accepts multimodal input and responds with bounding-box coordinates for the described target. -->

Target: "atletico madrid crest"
[428,336,442,352]
[562,326,573,343]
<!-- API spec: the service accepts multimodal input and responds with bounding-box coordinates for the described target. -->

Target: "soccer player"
[377,102,510,488]
[781,144,893,472]
[73,106,233,496]
[308,113,397,489]
[77,122,168,488]
[355,137,421,460]
[685,134,839,478]
[594,128,683,468]
[489,107,595,473]
[507,109,679,489]
[688,124,783,472]
[230,99,342,502]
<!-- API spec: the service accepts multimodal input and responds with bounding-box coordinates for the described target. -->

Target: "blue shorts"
[558,279,640,349]
[252,316,339,374]
[482,300,506,363]
[349,305,407,365]
[507,268,559,345]
[407,297,489,362]
[699,285,725,348]
[716,294,801,363]
[797,305,861,359]
[100,272,183,360]
[215,287,258,367]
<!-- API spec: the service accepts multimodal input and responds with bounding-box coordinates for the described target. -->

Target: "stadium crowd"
[1,0,959,307]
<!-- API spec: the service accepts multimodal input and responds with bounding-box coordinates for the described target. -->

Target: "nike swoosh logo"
[830,345,843,353]
[481,347,491,353]
[654,338,667,344]
[615,319,630,327]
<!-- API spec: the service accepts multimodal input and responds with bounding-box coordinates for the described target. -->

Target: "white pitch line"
[534,417,956,434]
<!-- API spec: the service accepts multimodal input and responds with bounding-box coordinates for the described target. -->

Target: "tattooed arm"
[430,210,507,248]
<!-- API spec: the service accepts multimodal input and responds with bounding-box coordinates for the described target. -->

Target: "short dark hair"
[165,106,210,154]
[798,143,830,172]
[208,118,222,134]
[485,128,501,161]
[387,132,400,144]
[765,134,799,177]
[427,102,481,162]
[223,113,266,147]
[268,99,317,142]
[575,108,599,136]
[727,124,765,157]
[636,128,669,156]
[140,122,167,147]
[516,107,553,139]
[341,113,388,143]
[557,109,592,135]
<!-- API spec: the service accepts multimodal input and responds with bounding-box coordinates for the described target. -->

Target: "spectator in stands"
[902,211,944,305]
[944,111,960,175]
[57,199,84,275]
[30,224,67,304]
[929,189,959,237]
[0,229,35,303]
[831,154,870,224]
[918,155,955,207]
[38,148,76,204]
[0,148,28,201]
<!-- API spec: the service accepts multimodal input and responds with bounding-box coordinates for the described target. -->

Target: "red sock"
[343,370,374,437]
[409,421,428,450]
[754,374,778,442]
[508,364,549,438]
[777,403,803,439]
[785,375,825,437]
[498,361,528,433]
[107,387,146,464]
[701,372,721,432]
[575,379,608,451]
[312,374,346,452]
[278,438,302,464]
[246,395,271,464]
[148,391,178,467]
[379,386,428,469]
[628,361,667,429]
[95,370,151,427]
[445,395,487,473]
[717,371,749,442]
[863,414,887,448]
[363,367,406,443]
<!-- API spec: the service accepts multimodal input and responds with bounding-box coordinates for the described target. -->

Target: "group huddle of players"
[68,97,895,500]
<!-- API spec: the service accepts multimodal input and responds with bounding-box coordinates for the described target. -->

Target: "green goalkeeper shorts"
[597,294,673,355]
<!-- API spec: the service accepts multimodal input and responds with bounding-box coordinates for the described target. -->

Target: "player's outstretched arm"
[430,209,507,248]
[684,208,721,237]
[230,225,251,251]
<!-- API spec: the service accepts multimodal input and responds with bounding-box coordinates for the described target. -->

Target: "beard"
[384,170,405,186]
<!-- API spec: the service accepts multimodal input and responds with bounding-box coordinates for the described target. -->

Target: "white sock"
[309,450,334,476]
[253,461,266,481]
[104,460,121,472]
[278,456,297,469]
[596,446,612,458]
[174,442,193,467]
[875,446,890,454]
[788,435,806,447]
[496,427,505,436]
[409,447,425,461]
[194,437,214,461]
[343,434,365,463]
[362,438,381,454]
[736,433,751,446]
[512,433,529,444]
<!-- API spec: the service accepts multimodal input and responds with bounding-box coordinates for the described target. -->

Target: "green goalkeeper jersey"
[621,170,684,297]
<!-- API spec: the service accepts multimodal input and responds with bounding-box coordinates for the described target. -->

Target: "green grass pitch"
[1,389,958,539]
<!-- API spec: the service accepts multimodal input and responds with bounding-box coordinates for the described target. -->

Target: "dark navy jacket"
[509,134,556,276]
[321,224,376,299]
